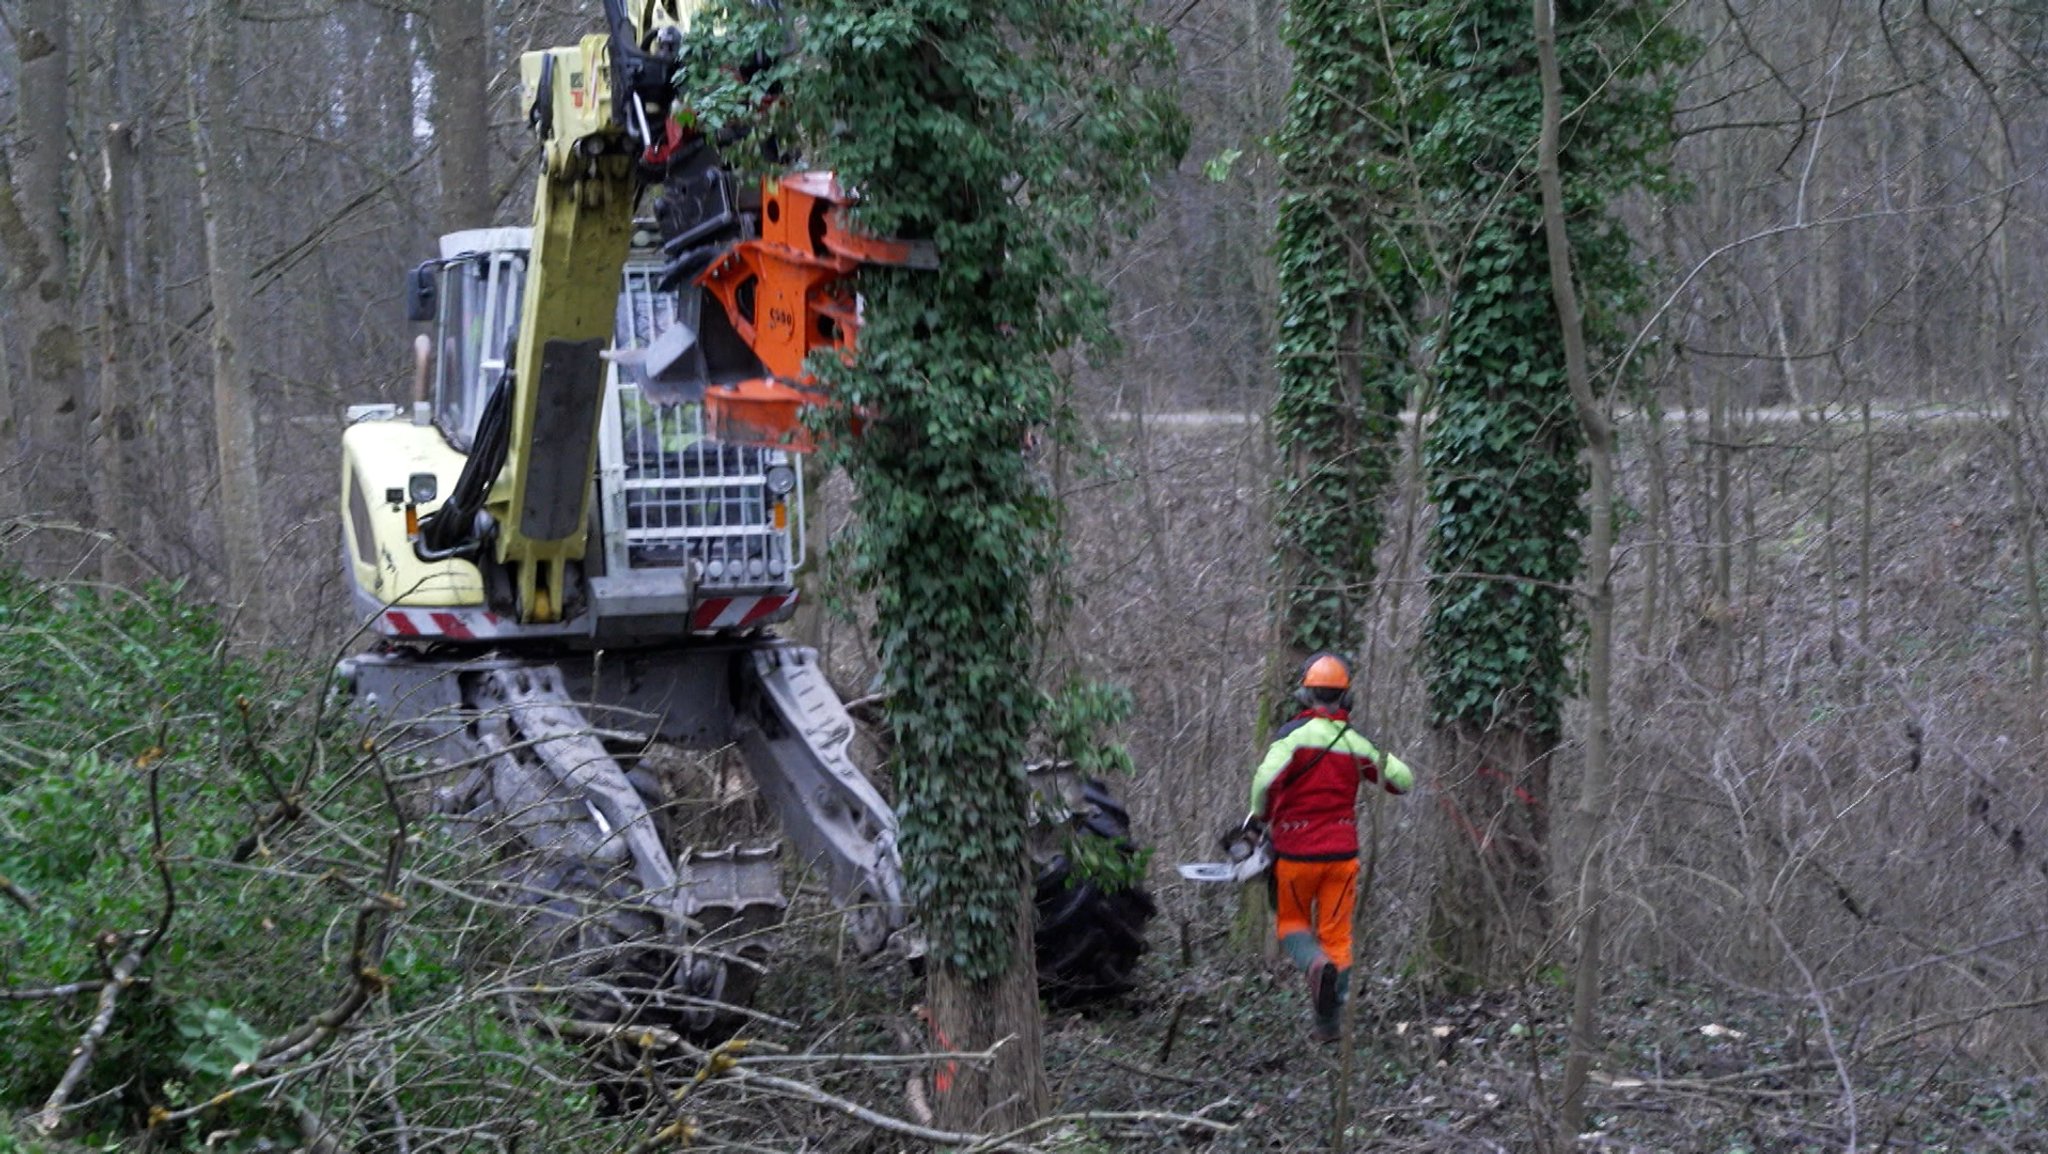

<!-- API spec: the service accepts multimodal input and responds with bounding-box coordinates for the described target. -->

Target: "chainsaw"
[1177,817,1272,884]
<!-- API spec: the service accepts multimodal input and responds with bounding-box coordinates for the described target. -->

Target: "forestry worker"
[1246,653,1415,1042]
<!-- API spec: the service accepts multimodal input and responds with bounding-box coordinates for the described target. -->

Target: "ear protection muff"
[1296,652,1355,710]
[1293,685,1356,710]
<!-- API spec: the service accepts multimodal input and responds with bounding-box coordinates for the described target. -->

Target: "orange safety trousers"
[1273,857,1359,969]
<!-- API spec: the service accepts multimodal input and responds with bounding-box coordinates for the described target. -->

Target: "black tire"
[1033,779,1156,1003]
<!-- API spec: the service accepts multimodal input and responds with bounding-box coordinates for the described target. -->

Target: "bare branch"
[35,754,179,1133]
[0,977,111,1002]
[0,870,38,913]
[237,758,409,1078]
[36,946,146,1133]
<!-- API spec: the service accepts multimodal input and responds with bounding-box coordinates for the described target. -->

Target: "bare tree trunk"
[1709,360,1733,691]
[428,0,491,233]
[1641,394,1670,648]
[0,156,27,519]
[190,1,268,628]
[1428,724,1553,986]
[1857,396,1873,695]
[8,0,90,552]
[92,124,140,585]
[926,899,1050,1132]
[114,0,180,569]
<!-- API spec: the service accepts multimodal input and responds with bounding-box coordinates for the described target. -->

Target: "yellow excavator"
[338,0,1153,1031]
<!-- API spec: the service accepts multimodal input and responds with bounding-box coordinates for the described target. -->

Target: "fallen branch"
[542,1016,695,1053]
[1096,1051,1219,1088]
[718,1065,1042,1152]
[645,1050,1237,1154]
[966,1109,1236,1152]
[0,871,38,913]
[149,1064,313,1129]
[537,1014,1005,1073]
[1865,993,2048,1054]
[37,757,178,1133]
[228,796,305,863]
[0,977,112,1001]
[1590,1069,1835,1103]
[37,947,145,1133]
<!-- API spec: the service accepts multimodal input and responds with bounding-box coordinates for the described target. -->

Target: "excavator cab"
[419,234,528,449]
[341,227,803,643]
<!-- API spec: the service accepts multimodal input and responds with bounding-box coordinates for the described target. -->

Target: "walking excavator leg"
[340,640,909,1032]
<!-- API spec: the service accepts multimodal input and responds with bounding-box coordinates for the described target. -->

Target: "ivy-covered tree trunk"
[1407,0,1683,987]
[838,281,1059,1128]
[1259,0,1411,979]
[689,0,1182,1132]
[1421,226,1581,983]
[1269,0,1408,689]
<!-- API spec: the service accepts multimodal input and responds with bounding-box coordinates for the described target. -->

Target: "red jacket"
[1249,708,1413,860]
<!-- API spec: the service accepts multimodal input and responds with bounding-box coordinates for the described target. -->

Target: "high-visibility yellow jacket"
[1249,708,1413,860]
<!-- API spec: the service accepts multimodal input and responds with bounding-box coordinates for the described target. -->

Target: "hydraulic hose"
[418,372,512,557]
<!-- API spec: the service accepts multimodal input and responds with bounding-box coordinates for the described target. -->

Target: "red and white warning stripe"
[373,594,795,639]
[375,607,517,641]
[692,593,795,632]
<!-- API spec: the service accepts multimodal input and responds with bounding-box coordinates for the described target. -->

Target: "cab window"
[432,253,527,449]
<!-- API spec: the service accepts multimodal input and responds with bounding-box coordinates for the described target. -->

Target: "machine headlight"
[408,472,439,505]
[764,463,797,497]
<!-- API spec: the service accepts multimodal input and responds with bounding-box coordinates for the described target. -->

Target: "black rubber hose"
[419,372,512,555]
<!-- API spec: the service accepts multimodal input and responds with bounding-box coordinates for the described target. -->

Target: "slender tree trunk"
[1857,397,1873,696]
[0,156,28,519]
[1986,132,2044,695]
[92,124,140,585]
[1532,0,1614,1136]
[118,0,178,568]
[428,0,491,233]
[1709,362,1733,691]
[191,1,268,627]
[1641,394,1669,648]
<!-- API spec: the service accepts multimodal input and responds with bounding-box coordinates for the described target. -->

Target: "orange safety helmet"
[1301,653,1351,691]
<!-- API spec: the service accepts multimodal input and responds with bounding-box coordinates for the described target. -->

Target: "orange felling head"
[1302,654,1351,691]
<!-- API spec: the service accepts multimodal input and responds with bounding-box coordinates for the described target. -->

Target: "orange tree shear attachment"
[696,172,935,449]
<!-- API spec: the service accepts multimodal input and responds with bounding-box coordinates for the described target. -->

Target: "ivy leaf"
[1202,147,1244,183]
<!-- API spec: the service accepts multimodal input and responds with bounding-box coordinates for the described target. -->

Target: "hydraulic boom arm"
[467,1,701,623]
[419,0,926,626]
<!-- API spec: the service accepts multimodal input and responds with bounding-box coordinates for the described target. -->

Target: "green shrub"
[0,574,599,1147]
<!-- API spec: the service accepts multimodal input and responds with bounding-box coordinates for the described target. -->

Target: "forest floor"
[706,913,2044,1153]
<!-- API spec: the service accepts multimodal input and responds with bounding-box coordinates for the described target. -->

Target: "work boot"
[1308,957,1341,1043]
[1279,931,1322,971]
